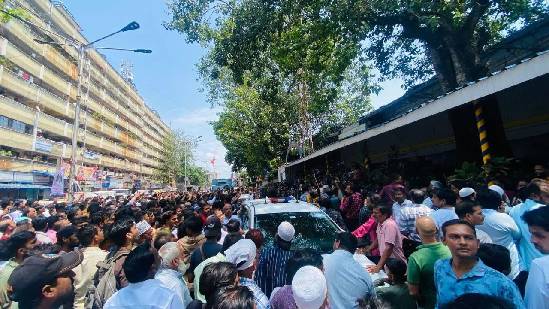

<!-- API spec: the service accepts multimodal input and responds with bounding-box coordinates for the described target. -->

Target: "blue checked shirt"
[434,258,525,309]
[240,277,271,309]
[396,203,432,242]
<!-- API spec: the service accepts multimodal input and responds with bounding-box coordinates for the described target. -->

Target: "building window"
[0,115,33,134]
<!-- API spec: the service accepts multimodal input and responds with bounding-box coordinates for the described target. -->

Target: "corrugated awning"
[285,50,549,168]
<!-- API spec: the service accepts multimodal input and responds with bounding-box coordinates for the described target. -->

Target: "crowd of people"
[0,163,547,309]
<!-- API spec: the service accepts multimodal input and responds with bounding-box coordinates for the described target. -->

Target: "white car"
[239,198,344,252]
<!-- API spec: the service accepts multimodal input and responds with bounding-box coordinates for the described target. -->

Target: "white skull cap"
[292,266,327,309]
[277,221,295,242]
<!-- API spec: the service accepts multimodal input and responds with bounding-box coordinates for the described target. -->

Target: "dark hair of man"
[245,229,265,249]
[88,202,101,215]
[433,188,457,206]
[226,218,240,233]
[440,293,514,309]
[114,206,135,222]
[476,188,502,210]
[368,193,382,207]
[522,205,549,231]
[184,216,203,235]
[222,233,243,253]
[375,204,393,217]
[199,262,238,303]
[123,243,155,283]
[455,201,479,219]
[525,182,541,198]
[31,217,48,232]
[409,189,425,204]
[0,231,35,260]
[177,221,187,239]
[385,258,407,284]
[208,286,255,309]
[441,219,477,238]
[159,211,175,226]
[154,232,172,251]
[77,224,98,247]
[285,248,323,284]
[109,218,134,247]
[319,198,331,209]
[351,182,361,193]
[57,225,77,245]
[90,212,103,226]
[477,243,511,275]
[336,232,358,253]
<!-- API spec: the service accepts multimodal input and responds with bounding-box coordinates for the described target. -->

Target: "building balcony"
[0,155,57,174]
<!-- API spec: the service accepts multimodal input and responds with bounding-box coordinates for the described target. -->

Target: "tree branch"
[463,0,490,35]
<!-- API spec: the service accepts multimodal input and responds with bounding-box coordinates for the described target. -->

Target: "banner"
[76,166,98,181]
[51,166,65,196]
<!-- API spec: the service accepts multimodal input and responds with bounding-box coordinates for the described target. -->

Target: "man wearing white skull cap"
[291,266,328,309]
[225,239,270,309]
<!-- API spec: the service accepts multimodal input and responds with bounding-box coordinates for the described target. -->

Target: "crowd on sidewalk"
[0,163,547,309]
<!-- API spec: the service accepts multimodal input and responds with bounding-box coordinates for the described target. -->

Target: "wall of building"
[0,0,170,190]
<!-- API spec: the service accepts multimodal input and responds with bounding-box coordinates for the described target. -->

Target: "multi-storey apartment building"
[0,0,170,198]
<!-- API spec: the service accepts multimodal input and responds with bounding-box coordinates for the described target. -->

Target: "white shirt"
[104,279,185,309]
[392,199,413,227]
[154,268,192,308]
[475,228,493,244]
[478,209,521,279]
[73,247,108,309]
[525,255,549,309]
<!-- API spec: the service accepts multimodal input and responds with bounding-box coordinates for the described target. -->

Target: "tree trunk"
[426,41,458,92]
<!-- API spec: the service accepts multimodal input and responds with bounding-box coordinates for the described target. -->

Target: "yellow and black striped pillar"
[474,101,491,164]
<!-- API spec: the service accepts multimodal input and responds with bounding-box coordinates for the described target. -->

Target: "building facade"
[0,0,170,198]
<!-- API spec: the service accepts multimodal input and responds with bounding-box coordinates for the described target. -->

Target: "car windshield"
[254,211,340,253]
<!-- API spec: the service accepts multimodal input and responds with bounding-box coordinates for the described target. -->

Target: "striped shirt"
[240,277,271,309]
[255,244,293,298]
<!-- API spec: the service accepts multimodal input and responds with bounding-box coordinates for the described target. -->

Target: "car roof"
[246,199,322,215]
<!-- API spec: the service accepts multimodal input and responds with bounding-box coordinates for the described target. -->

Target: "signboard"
[51,166,65,196]
[35,139,53,153]
[0,171,13,183]
[13,172,33,183]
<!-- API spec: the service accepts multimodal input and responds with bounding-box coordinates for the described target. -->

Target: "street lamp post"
[34,21,151,201]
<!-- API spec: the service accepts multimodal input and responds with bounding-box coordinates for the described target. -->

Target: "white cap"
[136,220,152,237]
[277,221,295,242]
[458,187,476,198]
[224,239,257,271]
[489,185,505,197]
[292,266,327,309]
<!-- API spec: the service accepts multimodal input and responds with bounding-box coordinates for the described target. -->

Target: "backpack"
[85,249,130,309]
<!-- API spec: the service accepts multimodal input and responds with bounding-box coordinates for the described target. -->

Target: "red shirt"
[340,192,362,220]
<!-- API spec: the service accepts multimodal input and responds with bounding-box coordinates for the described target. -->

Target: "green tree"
[361,0,547,90]
[154,130,198,185]
[212,77,297,177]
[166,0,374,175]
[186,165,210,187]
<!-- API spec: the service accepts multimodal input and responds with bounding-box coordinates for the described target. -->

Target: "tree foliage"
[155,130,204,186]
[166,0,374,176]
[165,0,547,176]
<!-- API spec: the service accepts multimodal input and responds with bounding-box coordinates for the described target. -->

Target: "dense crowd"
[0,164,547,309]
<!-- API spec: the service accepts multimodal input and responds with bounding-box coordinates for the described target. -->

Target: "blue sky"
[63,1,404,178]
